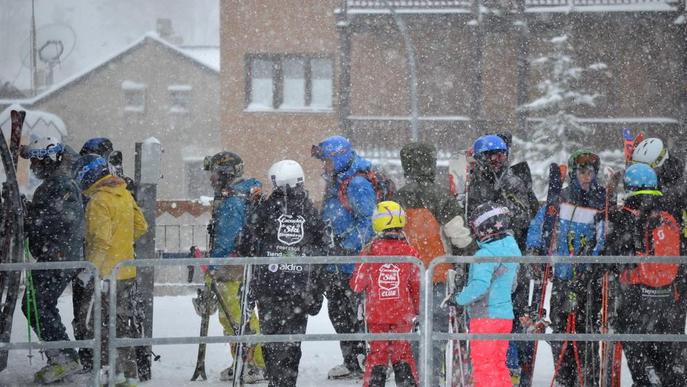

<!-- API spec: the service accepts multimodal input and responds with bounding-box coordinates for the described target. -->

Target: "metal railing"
[0,261,101,387]
[425,255,687,387]
[106,256,427,387]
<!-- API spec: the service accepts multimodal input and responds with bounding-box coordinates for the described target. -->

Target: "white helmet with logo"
[268,159,304,188]
[632,138,669,168]
[20,136,65,162]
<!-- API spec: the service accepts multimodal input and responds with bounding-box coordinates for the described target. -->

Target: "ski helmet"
[20,136,66,179]
[469,202,511,242]
[472,134,508,156]
[204,151,244,178]
[372,200,407,233]
[632,138,669,169]
[72,154,110,190]
[268,159,304,189]
[567,149,600,179]
[80,137,113,157]
[311,135,353,173]
[400,142,437,179]
[623,163,658,190]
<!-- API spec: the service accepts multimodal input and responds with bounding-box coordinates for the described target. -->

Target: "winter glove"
[444,215,472,248]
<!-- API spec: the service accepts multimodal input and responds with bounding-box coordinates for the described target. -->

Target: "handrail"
[0,260,101,387]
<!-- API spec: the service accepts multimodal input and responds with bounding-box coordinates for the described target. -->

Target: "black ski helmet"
[72,154,110,191]
[400,142,437,179]
[80,137,113,157]
[204,151,244,184]
[469,202,511,242]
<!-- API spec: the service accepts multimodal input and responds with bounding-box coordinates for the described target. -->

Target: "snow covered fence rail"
[0,261,102,387]
[107,256,427,387]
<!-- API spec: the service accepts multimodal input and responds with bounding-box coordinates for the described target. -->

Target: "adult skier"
[605,163,683,386]
[204,151,265,382]
[530,149,606,387]
[392,142,473,386]
[465,134,539,384]
[631,137,687,379]
[20,137,84,383]
[311,135,375,379]
[455,202,520,387]
[240,160,325,387]
[72,154,148,386]
[350,200,422,387]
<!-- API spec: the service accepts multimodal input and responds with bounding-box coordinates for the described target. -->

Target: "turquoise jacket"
[456,235,520,319]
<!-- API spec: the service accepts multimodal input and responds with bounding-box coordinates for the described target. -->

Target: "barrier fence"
[1,256,686,386]
[0,261,102,387]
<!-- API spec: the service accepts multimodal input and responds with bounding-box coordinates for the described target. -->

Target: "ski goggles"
[20,143,64,160]
[571,153,599,169]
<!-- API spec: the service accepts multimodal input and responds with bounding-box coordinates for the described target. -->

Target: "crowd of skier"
[11,129,687,387]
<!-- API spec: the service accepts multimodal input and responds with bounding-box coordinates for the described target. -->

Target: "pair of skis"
[443,269,469,387]
[0,110,26,372]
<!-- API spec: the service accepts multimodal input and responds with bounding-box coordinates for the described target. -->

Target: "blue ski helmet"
[624,163,657,190]
[72,154,110,190]
[472,134,508,156]
[311,135,353,173]
[80,137,113,157]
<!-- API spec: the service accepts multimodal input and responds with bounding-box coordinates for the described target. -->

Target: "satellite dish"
[19,23,77,86]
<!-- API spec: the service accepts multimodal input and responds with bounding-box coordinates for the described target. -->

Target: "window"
[122,80,146,112]
[169,85,192,114]
[184,159,211,199]
[246,55,333,112]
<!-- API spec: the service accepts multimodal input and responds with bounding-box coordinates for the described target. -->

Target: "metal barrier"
[0,261,101,387]
[107,256,427,387]
[425,255,687,387]
[155,224,209,252]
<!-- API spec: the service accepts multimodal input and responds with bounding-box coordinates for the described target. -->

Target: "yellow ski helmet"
[372,201,407,233]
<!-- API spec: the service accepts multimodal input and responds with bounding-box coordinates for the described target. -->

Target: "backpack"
[627,210,681,288]
[337,166,396,211]
[403,208,451,284]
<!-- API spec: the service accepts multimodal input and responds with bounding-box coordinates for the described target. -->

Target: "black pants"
[21,268,79,362]
[550,278,600,387]
[669,266,687,383]
[617,285,684,386]
[72,273,95,369]
[258,301,308,387]
[324,270,365,372]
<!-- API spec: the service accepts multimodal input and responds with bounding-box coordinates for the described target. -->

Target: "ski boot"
[219,365,234,381]
[34,355,82,384]
[243,365,267,384]
[327,364,363,380]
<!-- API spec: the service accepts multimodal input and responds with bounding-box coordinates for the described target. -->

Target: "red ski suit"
[350,236,421,387]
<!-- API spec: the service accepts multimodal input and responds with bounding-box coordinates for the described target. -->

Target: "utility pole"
[30,0,38,95]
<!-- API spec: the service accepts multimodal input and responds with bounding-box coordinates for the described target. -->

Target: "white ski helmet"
[268,160,304,188]
[632,138,669,168]
[20,136,65,162]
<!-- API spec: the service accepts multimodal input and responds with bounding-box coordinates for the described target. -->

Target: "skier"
[465,134,539,385]
[204,151,266,383]
[19,137,85,383]
[605,163,683,386]
[531,149,606,387]
[72,154,148,387]
[311,135,375,379]
[79,137,136,196]
[350,200,421,387]
[631,137,687,379]
[239,160,325,387]
[455,202,520,387]
[392,142,473,386]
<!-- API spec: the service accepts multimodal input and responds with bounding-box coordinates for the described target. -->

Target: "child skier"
[455,202,520,387]
[350,201,421,387]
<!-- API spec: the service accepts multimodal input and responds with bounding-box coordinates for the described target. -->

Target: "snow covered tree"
[513,34,609,196]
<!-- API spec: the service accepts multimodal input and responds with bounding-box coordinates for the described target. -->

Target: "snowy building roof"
[0,104,67,139]
[0,32,219,108]
[345,0,677,12]
[180,46,220,72]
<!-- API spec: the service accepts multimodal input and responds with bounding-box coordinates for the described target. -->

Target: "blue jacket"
[456,235,520,319]
[321,153,376,273]
[526,180,606,280]
[209,178,262,258]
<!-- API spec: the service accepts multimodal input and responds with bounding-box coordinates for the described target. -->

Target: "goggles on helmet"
[21,143,65,160]
[571,152,599,169]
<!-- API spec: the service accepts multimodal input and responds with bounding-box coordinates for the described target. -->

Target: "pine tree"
[514,34,610,196]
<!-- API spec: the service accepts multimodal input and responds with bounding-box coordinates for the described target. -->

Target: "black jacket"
[26,172,84,262]
[242,186,325,315]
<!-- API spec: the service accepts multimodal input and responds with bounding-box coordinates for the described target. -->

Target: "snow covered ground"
[0,291,635,386]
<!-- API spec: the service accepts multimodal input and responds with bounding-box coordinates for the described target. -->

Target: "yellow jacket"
[84,175,148,280]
